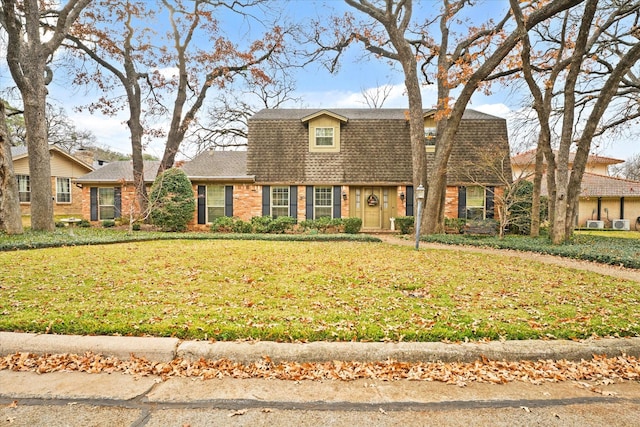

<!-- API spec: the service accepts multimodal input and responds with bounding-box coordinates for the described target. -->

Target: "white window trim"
[17,174,30,203]
[56,177,72,204]
[271,186,290,218]
[314,186,333,219]
[206,185,225,223]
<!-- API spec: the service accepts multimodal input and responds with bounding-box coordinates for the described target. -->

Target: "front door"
[363,187,382,228]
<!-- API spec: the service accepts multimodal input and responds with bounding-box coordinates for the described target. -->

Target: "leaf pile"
[2,352,640,385]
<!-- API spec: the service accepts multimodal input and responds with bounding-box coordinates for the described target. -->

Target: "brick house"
[74,108,512,230]
[11,145,93,218]
[512,150,640,230]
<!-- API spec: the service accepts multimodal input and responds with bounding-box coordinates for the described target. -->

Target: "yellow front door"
[363,188,382,228]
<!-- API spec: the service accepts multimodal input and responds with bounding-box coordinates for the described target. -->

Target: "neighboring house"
[75,161,161,221]
[74,108,512,230]
[511,150,640,230]
[10,145,94,218]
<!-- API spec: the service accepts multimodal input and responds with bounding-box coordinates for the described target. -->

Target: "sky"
[1,0,638,162]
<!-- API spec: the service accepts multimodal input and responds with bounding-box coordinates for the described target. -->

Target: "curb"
[2,332,640,364]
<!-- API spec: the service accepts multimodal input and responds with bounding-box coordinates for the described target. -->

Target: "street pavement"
[2,332,640,426]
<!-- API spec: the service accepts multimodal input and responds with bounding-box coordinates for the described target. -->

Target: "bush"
[148,168,195,232]
[395,216,414,234]
[268,216,297,233]
[343,217,362,234]
[132,223,141,231]
[444,217,465,233]
[299,217,343,233]
[232,219,253,233]
[210,216,235,233]
[102,220,115,228]
[78,219,91,228]
[55,221,65,228]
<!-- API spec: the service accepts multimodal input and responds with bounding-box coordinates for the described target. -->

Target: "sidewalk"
[2,332,640,364]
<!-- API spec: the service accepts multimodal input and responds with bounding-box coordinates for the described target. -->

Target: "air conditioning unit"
[586,220,604,229]
[612,219,630,231]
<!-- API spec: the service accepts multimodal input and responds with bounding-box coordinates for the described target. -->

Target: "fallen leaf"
[229,409,247,417]
[521,406,531,413]
[8,401,18,409]
[379,408,387,415]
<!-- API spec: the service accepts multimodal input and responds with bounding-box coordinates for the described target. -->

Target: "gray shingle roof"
[10,146,28,158]
[248,108,511,185]
[75,161,161,183]
[181,150,253,181]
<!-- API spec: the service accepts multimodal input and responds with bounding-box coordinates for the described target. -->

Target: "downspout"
[597,198,602,221]
[620,197,625,219]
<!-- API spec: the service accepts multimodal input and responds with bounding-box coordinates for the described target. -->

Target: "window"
[98,188,115,220]
[206,185,225,221]
[315,127,334,146]
[17,175,30,203]
[56,177,71,203]
[314,187,332,218]
[424,127,436,141]
[271,186,289,218]
[466,186,485,220]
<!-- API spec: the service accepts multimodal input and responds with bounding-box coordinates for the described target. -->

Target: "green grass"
[1,239,638,342]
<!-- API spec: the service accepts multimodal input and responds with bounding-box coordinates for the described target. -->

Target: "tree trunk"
[0,102,24,234]
[530,143,544,237]
[23,80,55,232]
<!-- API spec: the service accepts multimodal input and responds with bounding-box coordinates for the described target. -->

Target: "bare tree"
[360,83,393,108]
[511,0,640,243]
[611,153,640,181]
[1,0,91,231]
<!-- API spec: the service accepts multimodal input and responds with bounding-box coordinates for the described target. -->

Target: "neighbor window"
[466,186,485,220]
[424,126,436,141]
[206,185,225,222]
[56,177,71,203]
[17,175,30,203]
[314,187,332,219]
[271,186,289,218]
[315,127,334,146]
[98,187,115,220]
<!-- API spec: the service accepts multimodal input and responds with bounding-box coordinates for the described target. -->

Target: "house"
[511,150,640,229]
[10,145,94,218]
[73,108,512,230]
[75,160,162,221]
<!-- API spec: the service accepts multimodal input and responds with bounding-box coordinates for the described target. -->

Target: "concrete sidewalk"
[2,332,640,363]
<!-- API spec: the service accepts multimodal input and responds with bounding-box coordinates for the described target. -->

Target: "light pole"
[414,184,425,250]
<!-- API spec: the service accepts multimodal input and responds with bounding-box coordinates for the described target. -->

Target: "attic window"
[315,127,334,146]
[424,127,436,143]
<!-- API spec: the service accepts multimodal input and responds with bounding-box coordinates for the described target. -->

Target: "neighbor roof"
[10,144,94,171]
[511,149,624,166]
[579,173,640,198]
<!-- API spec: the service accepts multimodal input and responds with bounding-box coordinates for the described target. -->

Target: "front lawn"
[1,239,638,342]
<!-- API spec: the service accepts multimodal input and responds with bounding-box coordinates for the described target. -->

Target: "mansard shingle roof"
[247,108,511,186]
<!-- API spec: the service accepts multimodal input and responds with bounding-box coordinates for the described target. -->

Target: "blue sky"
[1,0,637,162]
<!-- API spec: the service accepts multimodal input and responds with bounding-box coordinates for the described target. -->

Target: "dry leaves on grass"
[1,352,640,385]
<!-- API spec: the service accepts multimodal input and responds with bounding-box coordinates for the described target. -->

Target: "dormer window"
[424,127,436,141]
[315,127,334,146]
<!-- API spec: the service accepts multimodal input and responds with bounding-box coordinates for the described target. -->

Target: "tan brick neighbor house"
[74,108,512,230]
[11,145,93,218]
[512,150,640,230]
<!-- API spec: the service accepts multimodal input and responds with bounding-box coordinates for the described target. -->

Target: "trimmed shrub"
[395,216,414,234]
[210,216,235,233]
[232,219,253,233]
[102,220,115,228]
[343,217,362,234]
[78,219,91,228]
[268,216,297,233]
[149,168,195,232]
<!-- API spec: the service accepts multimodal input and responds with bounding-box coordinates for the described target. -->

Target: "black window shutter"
[333,186,341,218]
[225,186,233,217]
[305,186,313,219]
[114,187,122,218]
[406,186,414,216]
[197,185,206,224]
[458,186,467,219]
[485,186,495,219]
[262,185,270,216]
[90,187,98,221]
[289,186,298,219]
